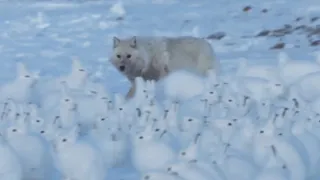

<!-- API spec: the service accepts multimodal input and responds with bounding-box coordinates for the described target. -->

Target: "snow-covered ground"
[0,0,319,179]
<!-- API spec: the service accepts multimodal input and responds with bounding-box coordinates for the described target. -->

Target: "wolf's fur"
[110,36,219,99]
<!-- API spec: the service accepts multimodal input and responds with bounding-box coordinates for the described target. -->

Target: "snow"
[0,0,319,179]
[109,1,126,18]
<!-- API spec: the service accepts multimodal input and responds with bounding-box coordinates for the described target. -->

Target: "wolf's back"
[164,36,218,75]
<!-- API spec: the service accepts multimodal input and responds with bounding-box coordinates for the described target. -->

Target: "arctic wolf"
[110,36,219,99]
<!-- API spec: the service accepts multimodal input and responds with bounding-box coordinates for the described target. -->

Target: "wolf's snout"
[119,65,125,71]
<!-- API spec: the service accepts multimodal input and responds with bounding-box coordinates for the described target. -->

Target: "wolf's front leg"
[125,81,136,100]
[160,64,170,78]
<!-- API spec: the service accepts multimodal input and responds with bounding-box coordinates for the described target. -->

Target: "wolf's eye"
[127,54,131,58]
[116,54,121,59]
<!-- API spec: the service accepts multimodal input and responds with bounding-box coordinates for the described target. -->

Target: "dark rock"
[241,35,253,38]
[224,42,236,46]
[256,30,270,37]
[306,26,320,38]
[183,19,191,23]
[311,17,319,23]
[269,24,293,37]
[270,42,285,49]
[313,26,320,34]
[261,9,268,13]
[243,6,252,12]
[207,32,226,40]
[116,17,124,21]
[295,17,303,22]
[311,40,320,46]
[294,25,307,30]
[270,28,292,37]
[284,24,292,29]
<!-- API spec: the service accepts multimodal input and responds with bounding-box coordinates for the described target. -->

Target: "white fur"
[110,36,218,99]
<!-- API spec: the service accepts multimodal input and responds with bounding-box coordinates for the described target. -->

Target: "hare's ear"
[114,93,125,107]
[130,36,137,48]
[207,69,218,83]
[71,56,83,71]
[28,103,38,118]
[14,104,24,120]
[52,115,62,129]
[143,124,154,137]
[148,80,156,91]
[134,77,147,98]
[66,126,79,140]
[236,58,248,77]
[95,84,106,95]
[113,36,120,49]
[314,51,320,64]
[17,62,28,76]
[194,133,201,144]
[135,77,145,89]
[277,52,290,69]
[33,70,40,79]
[60,81,70,96]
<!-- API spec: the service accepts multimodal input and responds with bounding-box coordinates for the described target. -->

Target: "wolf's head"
[110,36,146,81]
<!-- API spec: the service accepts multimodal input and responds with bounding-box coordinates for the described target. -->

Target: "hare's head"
[16,62,39,87]
[53,126,79,151]
[70,56,88,79]
[59,81,77,111]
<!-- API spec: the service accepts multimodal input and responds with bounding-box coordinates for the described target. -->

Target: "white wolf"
[109,36,219,99]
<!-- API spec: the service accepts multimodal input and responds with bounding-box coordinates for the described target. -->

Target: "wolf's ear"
[113,37,120,49]
[130,36,137,48]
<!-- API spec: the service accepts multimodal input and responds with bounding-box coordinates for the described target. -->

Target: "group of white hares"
[2,48,320,180]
